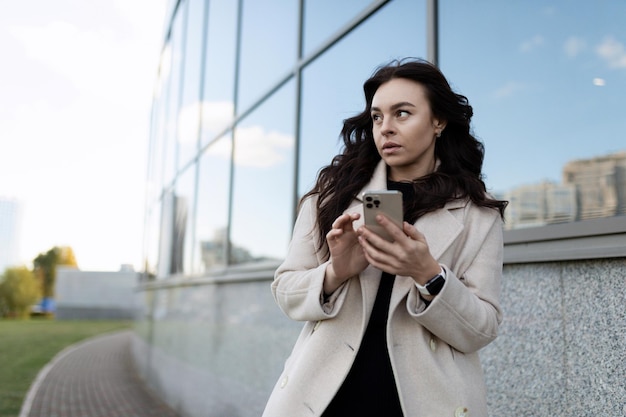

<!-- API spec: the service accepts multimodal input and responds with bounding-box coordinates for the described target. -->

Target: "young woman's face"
[370,78,445,181]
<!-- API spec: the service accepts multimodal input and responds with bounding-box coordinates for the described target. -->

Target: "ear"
[433,119,447,135]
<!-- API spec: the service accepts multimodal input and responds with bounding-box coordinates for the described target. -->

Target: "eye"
[371,113,382,123]
[396,110,410,118]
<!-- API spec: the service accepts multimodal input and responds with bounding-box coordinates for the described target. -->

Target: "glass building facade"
[144,0,626,280]
[136,2,626,415]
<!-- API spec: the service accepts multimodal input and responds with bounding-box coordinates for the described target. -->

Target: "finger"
[360,239,395,272]
[376,214,405,240]
[331,214,352,230]
[403,222,421,240]
[358,225,390,249]
[326,228,346,242]
[359,234,395,263]
[332,212,360,230]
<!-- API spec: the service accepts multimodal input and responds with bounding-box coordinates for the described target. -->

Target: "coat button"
[280,376,288,388]
[429,338,437,352]
[454,406,469,417]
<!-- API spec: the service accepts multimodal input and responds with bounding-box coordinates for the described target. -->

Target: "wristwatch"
[416,267,446,296]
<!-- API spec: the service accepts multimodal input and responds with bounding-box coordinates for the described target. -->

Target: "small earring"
[436,132,441,138]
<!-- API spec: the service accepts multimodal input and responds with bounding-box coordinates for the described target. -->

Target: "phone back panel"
[363,190,403,241]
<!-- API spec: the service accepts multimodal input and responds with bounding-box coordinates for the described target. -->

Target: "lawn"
[0,319,132,417]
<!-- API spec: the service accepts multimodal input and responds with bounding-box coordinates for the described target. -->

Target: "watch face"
[426,275,445,295]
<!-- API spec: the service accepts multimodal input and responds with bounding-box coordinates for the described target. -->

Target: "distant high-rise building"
[505,151,626,229]
[0,197,23,272]
[505,182,576,229]
[563,151,626,220]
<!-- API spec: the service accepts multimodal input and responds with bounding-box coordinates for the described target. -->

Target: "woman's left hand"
[357,215,440,285]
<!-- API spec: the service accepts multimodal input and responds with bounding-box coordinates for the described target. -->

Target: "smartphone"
[362,190,403,242]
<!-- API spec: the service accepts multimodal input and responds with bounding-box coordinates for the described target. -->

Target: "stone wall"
[132,257,626,417]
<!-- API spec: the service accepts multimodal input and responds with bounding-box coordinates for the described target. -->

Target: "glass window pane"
[150,42,173,196]
[237,0,298,112]
[163,7,186,186]
[147,71,168,205]
[157,189,175,279]
[177,0,206,169]
[298,0,426,196]
[440,1,626,229]
[142,204,161,280]
[200,0,238,147]
[303,0,376,55]
[230,80,296,265]
[174,164,197,275]
[194,134,232,273]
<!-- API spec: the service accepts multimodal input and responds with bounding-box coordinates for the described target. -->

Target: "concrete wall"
[56,268,138,319]
[131,256,626,417]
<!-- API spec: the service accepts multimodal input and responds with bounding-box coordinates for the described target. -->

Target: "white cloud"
[596,36,626,69]
[201,101,235,140]
[233,126,293,168]
[492,81,526,100]
[207,126,294,168]
[177,100,236,145]
[564,36,586,58]
[593,78,606,87]
[520,35,544,53]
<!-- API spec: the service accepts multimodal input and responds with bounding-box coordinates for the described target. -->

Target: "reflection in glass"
[157,190,175,278]
[439,1,626,228]
[156,188,189,278]
[237,0,298,112]
[147,42,173,204]
[299,0,426,197]
[142,204,161,280]
[163,7,186,186]
[200,0,238,147]
[230,80,296,264]
[303,0,375,55]
[195,134,232,273]
[177,0,206,169]
[175,164,197,274]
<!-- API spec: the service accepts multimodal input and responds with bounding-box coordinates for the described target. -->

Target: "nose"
[380,117,395,136]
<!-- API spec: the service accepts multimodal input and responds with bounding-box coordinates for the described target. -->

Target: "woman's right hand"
[324,213,368,294]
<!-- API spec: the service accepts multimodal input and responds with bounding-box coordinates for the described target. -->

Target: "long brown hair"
[303,58,507,252]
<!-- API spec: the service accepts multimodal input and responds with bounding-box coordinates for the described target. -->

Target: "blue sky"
[438,1,626,193]
[2,0,624,270]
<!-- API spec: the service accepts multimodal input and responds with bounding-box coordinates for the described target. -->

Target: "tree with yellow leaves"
[33,246,78,299]
[0,266,42,318]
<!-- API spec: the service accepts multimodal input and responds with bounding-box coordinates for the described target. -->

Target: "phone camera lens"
[365,196,372,202]
[374,199,381,207]
[366,203,373,209]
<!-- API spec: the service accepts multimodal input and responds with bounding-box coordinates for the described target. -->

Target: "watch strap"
[416,267,446,296]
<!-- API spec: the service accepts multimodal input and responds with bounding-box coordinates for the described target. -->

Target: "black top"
[322,180,414,417]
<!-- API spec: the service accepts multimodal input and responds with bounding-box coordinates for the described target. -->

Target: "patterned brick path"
[21,331,179,417]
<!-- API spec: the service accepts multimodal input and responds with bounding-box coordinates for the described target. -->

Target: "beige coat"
[263,162,503,417]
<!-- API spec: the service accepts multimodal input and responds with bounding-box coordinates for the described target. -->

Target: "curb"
[18,329,132,417]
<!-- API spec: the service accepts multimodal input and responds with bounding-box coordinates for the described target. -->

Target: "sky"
[0,1,167,271]
[2,1,625,271]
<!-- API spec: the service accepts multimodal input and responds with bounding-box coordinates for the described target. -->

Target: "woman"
[263,58,507,417]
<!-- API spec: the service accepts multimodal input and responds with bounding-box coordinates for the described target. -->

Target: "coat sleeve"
[407,206,504,353]
[271,197,349,322]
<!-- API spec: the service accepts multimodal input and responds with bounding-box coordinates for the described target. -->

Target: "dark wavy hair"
[303,58,507,252]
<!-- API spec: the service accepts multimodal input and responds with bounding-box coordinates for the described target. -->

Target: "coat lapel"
[389,200,466,310]
[353,160,468,317]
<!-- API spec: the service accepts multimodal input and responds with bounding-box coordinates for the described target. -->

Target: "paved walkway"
[20,330,180,417]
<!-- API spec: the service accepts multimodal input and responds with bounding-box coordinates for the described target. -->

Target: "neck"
[388,159,436,182]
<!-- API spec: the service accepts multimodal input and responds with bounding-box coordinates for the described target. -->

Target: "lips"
[382,141,401,154]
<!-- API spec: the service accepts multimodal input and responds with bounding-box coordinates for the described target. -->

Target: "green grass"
[0,319,132,417]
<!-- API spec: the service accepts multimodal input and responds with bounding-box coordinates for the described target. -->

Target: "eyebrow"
[370,101,416,112]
